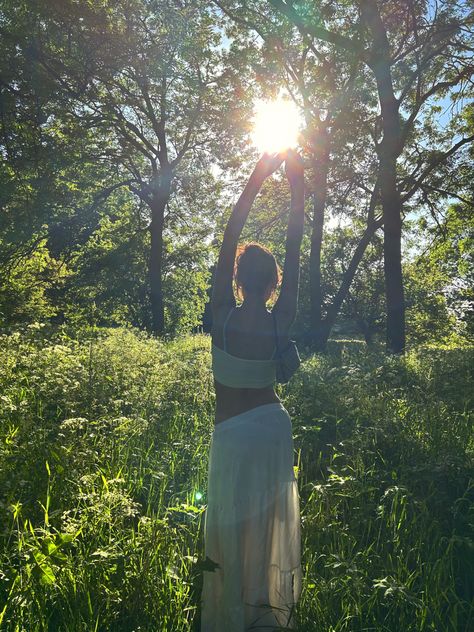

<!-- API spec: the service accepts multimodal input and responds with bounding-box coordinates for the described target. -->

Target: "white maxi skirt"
[200,402,302,631]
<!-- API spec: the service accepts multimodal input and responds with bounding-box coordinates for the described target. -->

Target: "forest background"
[1,0,473,350]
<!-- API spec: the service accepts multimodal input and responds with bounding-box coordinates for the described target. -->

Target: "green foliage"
[288,341,474,631]
[0,329,472,630]
[321,226,385,342]
[1,0,473,343]
[164,267,211,336]
[63,194,151,329]
[0,327,214,630]
[404,259,459,346]
[0,241,69,326]
[404,202,474,345]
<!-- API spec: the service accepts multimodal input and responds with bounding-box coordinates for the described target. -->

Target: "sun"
[251,97,301,153]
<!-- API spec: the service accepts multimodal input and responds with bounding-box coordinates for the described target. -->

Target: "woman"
[200,149,304,631]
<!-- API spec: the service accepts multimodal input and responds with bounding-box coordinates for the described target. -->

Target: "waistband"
[213,402,289,435]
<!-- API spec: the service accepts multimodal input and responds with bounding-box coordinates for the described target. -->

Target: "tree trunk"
[379,156,405,353]
[149,191,169,335]
[318,223,379,350]
[375,82,405,353]
[309,125,330,351]
[356,317,374,345]
[361,0,406,353]
[309,187,325,350]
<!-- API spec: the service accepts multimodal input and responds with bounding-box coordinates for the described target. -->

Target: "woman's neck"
[240,295,269,315]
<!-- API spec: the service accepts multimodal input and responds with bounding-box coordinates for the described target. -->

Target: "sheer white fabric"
[201,403,302,631]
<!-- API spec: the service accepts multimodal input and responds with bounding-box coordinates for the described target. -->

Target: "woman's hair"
[234,242,282,302]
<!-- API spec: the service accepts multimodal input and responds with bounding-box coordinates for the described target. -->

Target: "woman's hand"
[284,149,304,187]
[252,151,286,182]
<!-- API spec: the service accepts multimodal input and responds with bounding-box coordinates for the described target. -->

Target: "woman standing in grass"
[200,150,304,631]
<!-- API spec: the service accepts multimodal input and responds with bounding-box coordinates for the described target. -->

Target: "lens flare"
[251,97,301,153]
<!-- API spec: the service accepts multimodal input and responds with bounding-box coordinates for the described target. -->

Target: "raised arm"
[211,153,285,318]
[273,150,305,328]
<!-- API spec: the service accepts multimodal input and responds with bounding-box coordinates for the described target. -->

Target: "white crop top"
[211,307,277,388]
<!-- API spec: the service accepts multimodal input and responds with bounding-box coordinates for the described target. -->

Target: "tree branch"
[268,0,364,55]
[401,135,474,202]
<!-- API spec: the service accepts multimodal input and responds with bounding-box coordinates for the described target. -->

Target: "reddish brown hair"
[234,242,282,302]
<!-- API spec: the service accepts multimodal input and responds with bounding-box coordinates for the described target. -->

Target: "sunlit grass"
[0,326,472,630]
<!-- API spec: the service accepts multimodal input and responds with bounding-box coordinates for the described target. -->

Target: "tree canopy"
[1,0,473,347]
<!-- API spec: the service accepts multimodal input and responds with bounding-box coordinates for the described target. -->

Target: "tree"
[214,0,384,352]
[29,0,244,334]
[407,201,474,343]
[218,0,473,352]
[273,0,473,353]
[0,1,118,324]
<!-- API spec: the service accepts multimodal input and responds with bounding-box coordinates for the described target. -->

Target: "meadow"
[0,326,472,631]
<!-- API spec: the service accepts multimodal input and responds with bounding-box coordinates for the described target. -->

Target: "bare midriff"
[214,380,281,425]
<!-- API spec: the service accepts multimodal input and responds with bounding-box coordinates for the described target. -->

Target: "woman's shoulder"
[215,303,235,322]
[211,303,235,338]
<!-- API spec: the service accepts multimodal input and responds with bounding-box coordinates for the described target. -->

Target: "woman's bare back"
[211,304,282,424]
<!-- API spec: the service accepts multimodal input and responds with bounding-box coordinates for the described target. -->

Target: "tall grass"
[0,326,472,631]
